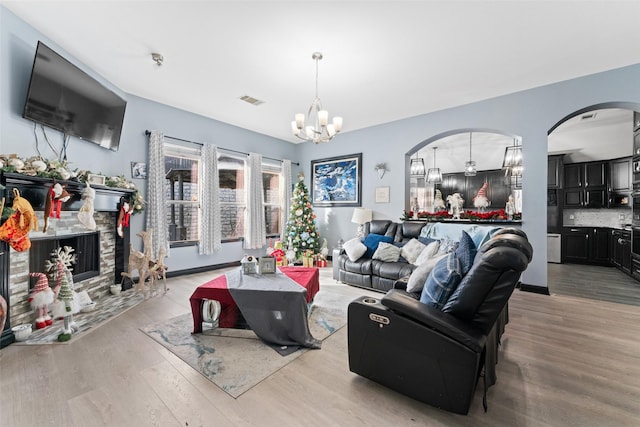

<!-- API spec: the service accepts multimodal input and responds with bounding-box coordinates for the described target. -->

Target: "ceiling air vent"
[239,95,264,106]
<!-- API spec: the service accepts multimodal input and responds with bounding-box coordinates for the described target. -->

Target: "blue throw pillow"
[456,231,477,275]
[363,233,394,258]
[420,252,463,309]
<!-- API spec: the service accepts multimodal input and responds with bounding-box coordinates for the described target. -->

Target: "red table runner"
[189,266,319,333]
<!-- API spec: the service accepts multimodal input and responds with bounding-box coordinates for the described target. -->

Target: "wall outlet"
[619,214,626,220]
[569,214,575,220]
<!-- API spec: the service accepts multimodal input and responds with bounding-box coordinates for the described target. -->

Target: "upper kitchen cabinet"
[548,155,564,189]
[563,161,607,208]
[610,157,632,192]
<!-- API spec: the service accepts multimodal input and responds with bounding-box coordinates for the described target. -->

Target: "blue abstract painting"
[311,153,362,207]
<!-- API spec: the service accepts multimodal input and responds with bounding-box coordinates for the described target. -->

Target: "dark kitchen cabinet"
[563,161,607,208]
[562,227,610,265]
[610,229,631,274]
[610,157,632,193]
[548,155,564,189]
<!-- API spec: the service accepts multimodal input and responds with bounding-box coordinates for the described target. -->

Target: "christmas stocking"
[0,211,32,251]
[0,189,38,251]
[77,183,96,230]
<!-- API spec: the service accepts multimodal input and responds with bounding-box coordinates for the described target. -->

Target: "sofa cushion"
[401,238,426,264]
[372,259,416,280]
[373,242,401,262]
[456,231,477,275]
[420,252,463,309]
[344,237,367,261]
[363,233,394,258]
[406,253,447,293]
[414,240,440,266]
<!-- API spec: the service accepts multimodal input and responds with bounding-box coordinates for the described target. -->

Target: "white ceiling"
[3,1,640,145]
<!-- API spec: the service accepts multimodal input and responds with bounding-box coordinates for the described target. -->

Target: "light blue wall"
[297,65,640,289]
[4,5,640,288]
[0,6,300,273]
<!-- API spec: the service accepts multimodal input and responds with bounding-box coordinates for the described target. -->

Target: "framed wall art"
[375,186,390,203]
[131,162,147,179]
[311,153,362,207]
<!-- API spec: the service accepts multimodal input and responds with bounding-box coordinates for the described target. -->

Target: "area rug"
[140,287,354,398]
[14,289,145,345]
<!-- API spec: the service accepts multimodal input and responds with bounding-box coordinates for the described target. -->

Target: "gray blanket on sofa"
[226,268,321,349]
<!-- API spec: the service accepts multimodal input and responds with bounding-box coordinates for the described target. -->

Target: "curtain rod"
[144,130,299,166]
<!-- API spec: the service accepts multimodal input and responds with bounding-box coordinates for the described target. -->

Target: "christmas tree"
[284,178,320,260]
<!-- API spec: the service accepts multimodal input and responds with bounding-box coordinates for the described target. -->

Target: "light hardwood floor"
[1,266,640,426]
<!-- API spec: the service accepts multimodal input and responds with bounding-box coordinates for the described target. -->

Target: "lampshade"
[426,147,442,183]
[351,207,372,225]
[410,157,426,177]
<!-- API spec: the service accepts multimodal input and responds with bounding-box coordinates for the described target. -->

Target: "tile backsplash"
[563,208,631,228]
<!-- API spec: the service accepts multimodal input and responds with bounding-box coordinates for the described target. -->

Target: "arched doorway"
[547,103,640,306]
[406,129,522,217]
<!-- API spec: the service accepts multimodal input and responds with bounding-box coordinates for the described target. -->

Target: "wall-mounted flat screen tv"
[23,41,127,152]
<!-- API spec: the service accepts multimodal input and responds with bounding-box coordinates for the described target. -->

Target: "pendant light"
[503,138,523,177]
[426,147,442,183]
[410,152,426,177]
[464,132,477,176]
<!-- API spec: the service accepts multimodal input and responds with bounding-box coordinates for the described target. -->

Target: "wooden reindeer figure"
[121,229,154,298]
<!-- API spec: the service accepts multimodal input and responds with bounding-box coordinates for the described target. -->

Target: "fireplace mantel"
[0,172,135,348]
[1,172,135,213]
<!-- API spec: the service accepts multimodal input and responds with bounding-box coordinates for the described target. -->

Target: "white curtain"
[244,152,266,249]
[199,144,221,254]
[146,130,169,257]
[280,159,292,242]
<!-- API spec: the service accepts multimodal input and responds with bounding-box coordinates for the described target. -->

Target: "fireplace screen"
[29,232,100,287]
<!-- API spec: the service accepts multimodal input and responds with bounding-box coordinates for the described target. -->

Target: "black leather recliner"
[347,229,533,415]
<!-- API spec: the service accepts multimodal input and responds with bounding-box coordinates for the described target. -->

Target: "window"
[164,144,200,246]
[263,167,281,236]
[219,154,245,240]
[218,155,283,241]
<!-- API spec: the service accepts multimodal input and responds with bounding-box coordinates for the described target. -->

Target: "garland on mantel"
[0,154,145,216]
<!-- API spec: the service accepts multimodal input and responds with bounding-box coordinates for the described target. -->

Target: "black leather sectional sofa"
[333,219,504,293]
[333,220,424,292]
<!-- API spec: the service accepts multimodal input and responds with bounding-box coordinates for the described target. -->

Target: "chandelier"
[464,132,477,176]
[426,147,442,183]
[291,52,343,144]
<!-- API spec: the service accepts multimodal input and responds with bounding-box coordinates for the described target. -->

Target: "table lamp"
[351,207,372,238]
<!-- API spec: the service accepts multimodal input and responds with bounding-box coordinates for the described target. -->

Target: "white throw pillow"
[414,241,440,266]
[401,238,426,264]
[343,237,367,262]
[372,242,401,262]
[406,253,448,293]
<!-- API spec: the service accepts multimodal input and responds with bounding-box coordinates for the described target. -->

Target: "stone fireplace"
[0,172,133,347]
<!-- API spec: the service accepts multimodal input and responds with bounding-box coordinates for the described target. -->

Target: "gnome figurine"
[28,272,54,329]
[473,182,490,212]
[433,189,446,211]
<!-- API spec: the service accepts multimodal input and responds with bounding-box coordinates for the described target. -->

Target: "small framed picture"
[375,186,390,203]
[259,256,276,274]
[131,162,147,179]
[87,173,106,186]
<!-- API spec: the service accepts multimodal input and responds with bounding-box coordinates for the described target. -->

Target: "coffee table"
[190,266,319,334]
